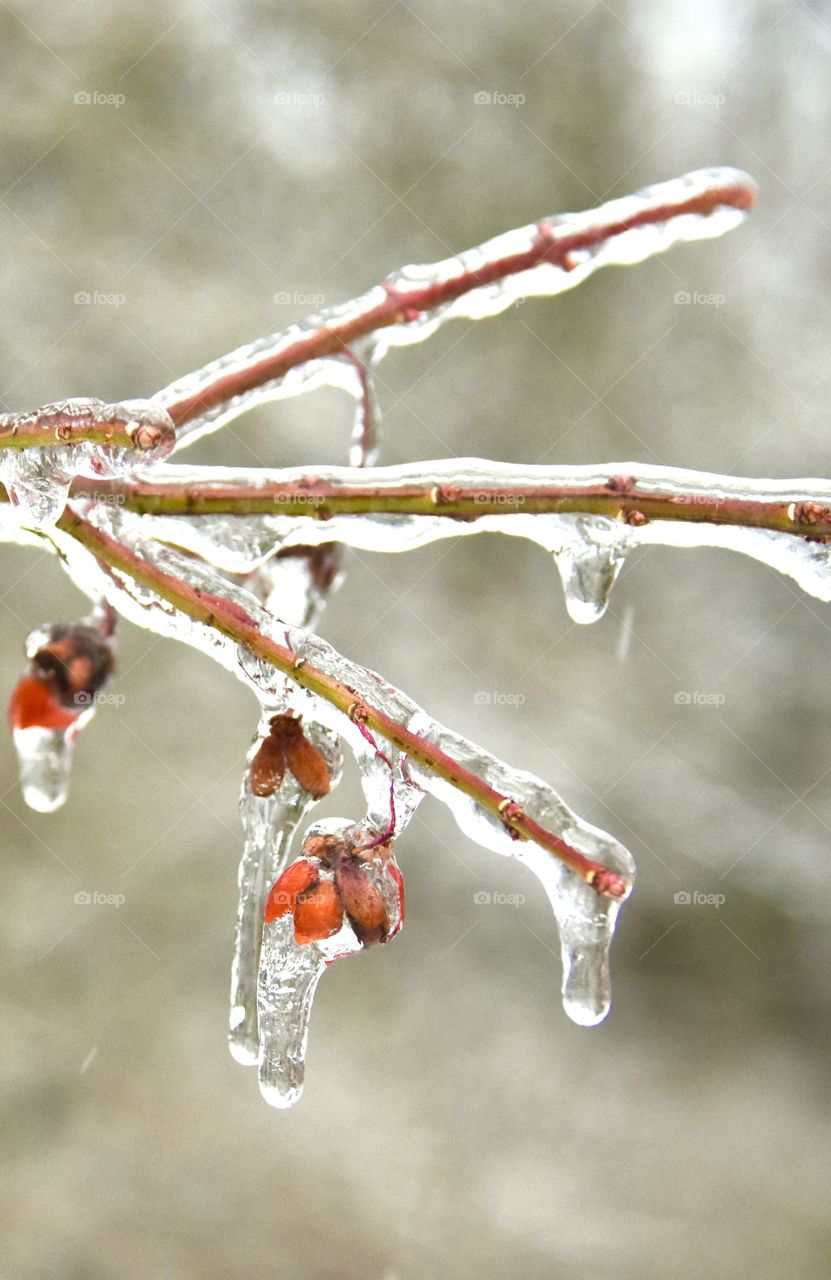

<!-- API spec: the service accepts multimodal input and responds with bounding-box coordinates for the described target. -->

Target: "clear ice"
[0,167,784,1105]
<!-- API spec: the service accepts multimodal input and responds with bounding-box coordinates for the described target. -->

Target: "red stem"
[163,179,756,431]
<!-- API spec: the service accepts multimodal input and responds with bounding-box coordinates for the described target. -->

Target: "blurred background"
[0,1,829,1276]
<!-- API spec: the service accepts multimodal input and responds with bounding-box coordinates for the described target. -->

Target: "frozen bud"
[249,712,332,799]
[27,623,115,711]
[264,834,405,948]
[7,619,116,813]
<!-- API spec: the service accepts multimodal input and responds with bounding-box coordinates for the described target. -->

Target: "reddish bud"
[283,731,331,798]
[335,857,388,946]
[249,733,286,797]
[249,714,332,799]
[8,675,80,731]
[30,625,114,709]
[264,858,318,923]
[293,879,343,944]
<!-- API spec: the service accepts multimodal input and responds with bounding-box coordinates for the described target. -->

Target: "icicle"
[12,718,89,813]
[230,713,342,1066]
[552,517,631,624]
[230,785,312,1065]
[257,914,360,1108]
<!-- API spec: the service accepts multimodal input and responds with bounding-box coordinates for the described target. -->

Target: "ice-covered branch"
[51,503,631,901]
[49,459,831,618]
[151,168,756,448]
[63,459,831,536]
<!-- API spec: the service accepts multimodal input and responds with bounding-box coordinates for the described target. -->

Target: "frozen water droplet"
[12,723,82,812]
[554,519,630,624]
[544,864,627,1027]
[561,940,611,1026]
[1,450,71,526]
[257,915,361,1108]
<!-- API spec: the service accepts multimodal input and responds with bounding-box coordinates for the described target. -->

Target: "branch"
[151,168,757,447]
[61,461,831,539]
[0,398,175,455]
[42,459,831,610]
[51,503,631,899]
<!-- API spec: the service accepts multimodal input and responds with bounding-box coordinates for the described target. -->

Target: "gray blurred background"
[1,2,830,1277]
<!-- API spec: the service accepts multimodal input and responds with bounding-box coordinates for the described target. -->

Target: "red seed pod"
[266,836,406,949]
[249,733,287,798]
[335,857,389,947]
[271,713,332,798]
[293,879,343,945]
[264,858,319,923]
[8,675,80,732]
[249,714,332,799]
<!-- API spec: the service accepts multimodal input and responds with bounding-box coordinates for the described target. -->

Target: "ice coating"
[45,504,633,1028]
[230,713,342,1065]
[405,713,633,1026]
[153,168,756,450]
[104,456,831,607]
[258,912,362,1108]
[0,167,770,1107]
[0,398,174,526]
[12,718,90,813]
